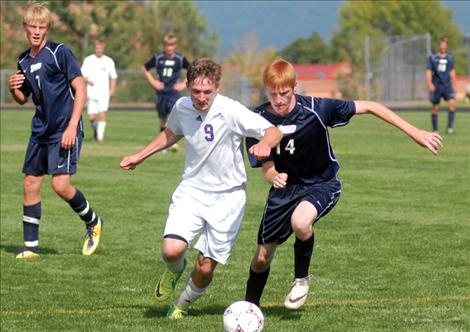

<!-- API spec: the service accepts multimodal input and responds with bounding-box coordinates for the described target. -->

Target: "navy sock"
[294,234,314,279]
[245,267,270,307]
[448,111,455,129]
[67,189,99,227]
[431,114,438,131]
[23,202,41,253]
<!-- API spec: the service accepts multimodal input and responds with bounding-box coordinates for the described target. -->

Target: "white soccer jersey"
[166,94,273,192]
[81,54,117,100]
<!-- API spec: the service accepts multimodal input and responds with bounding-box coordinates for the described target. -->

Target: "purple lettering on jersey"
[204,124,214,141]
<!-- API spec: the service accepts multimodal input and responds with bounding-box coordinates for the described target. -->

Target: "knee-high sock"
[23,202,41,252]
[245,267,270,307]
[97,121,106,141]
[176,277,206,309]
[67,189,99,227]
[294,234,315,278]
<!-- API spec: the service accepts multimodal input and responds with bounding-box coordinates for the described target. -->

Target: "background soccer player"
[8,3,103,258]
[245,59,443,310]
[81,39,118,142]
[120,58,282,319]
[426,36,457,134]
[142,33,190,135]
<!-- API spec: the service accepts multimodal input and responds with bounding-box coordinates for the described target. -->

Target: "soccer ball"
[223,300,264,332]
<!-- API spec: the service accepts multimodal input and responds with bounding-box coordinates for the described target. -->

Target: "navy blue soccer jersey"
[426,53,454,86]
[144,52,190,94]
[17,41,83,144]
[246,95,356,185]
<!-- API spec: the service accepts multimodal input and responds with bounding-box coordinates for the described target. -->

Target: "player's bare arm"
[354,100,443,155]
[61,76,86,150]
[120,128,182,170]
[425,69,435,92]
[110,78,117,97]
[262,161,288,189]
[142,66,164,91]
[9,70,28,105]
[249,127,283,159]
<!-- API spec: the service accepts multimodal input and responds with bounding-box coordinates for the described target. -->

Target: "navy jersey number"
[204,124,214,141]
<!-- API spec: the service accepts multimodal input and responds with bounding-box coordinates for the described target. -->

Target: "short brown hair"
[164,33,177,45]
[263,59,296,90]
[439,36,448,43]
[187,58,222,85]
[23,3,52,28]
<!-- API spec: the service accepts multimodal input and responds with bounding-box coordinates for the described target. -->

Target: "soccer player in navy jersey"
[244,59,443,310]
[426,36,457,134]
[142,33,190,135]
[8,3,103,258]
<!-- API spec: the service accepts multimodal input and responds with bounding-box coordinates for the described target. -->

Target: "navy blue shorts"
[22,137,82,175]
[156,93,180,119]
[257,177,342,245]
[429,85,455,105]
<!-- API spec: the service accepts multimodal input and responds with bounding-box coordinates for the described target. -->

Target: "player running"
[244,59,443,310]
[120,58,282,319]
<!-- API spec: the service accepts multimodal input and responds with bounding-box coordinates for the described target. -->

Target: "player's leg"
[17,140,47,258]
[96,98,109,142]
[17,175,44,258]
[157,184,205,302]
[48,139,102,255]
[169,254,218,319]
[245,243,277,307]
[87,99,99,141]
[447,98,456,134]
[285,201,317,309]
[430,89,441,132]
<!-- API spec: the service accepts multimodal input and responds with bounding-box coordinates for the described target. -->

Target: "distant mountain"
[195,0,470,58]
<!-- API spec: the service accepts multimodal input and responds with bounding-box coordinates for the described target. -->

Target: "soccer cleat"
[447,128,454,135]
[82,218,103,256]
[284,275,312,309]
[16,248,40,259]
[155,259,186,302]
[166,304,187,320]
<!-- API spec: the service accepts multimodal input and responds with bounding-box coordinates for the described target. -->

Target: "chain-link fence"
[365,33,431,102]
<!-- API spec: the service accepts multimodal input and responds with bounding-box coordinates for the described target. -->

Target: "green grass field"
[1,109,469,332]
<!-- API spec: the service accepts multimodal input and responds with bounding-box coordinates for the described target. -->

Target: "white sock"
[165,256,185,274]
[97,121,106,141]
[176,277,206,309]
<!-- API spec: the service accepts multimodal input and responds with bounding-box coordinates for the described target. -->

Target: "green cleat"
[16,248,40,259]
[154,259,186,302]
[166,304,187,320]
[82,218,103,256]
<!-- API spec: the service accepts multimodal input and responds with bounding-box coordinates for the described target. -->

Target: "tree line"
[1,1,466,101]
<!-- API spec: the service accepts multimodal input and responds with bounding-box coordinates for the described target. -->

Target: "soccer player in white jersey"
[81,40,117,142]
[120,58,283,319]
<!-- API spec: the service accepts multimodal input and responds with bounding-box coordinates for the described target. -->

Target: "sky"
[195,0,470,57]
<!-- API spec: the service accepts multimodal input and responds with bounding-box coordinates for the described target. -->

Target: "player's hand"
[272,173,288,189]
[61,125,77,150]
[153,80,164,91]
[88,79,94,86]
[428,83,436,92]
[120,155,141,170]
[249,143,271,159]
[9,70,26,91]
[173,82,186,92]
[413,130,443,155]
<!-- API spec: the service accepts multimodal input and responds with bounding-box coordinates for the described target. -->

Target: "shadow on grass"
[143,303,304,321]
[0,243,59,256]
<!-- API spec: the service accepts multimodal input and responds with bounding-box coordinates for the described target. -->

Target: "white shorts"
[87,98,110,115]
[164,183,247,264]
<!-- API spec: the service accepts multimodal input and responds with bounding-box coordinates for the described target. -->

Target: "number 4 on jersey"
[276,138,295,155]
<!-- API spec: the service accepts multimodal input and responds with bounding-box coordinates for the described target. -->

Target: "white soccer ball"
[223,300,264,332]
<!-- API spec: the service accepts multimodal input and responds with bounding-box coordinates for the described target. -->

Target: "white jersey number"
[276,138,295,155]
[162,67,173,77]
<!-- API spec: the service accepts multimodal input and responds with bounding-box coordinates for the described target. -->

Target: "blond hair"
[163,33,177,45]
[263,59,296,90]
[23,3,52,28]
